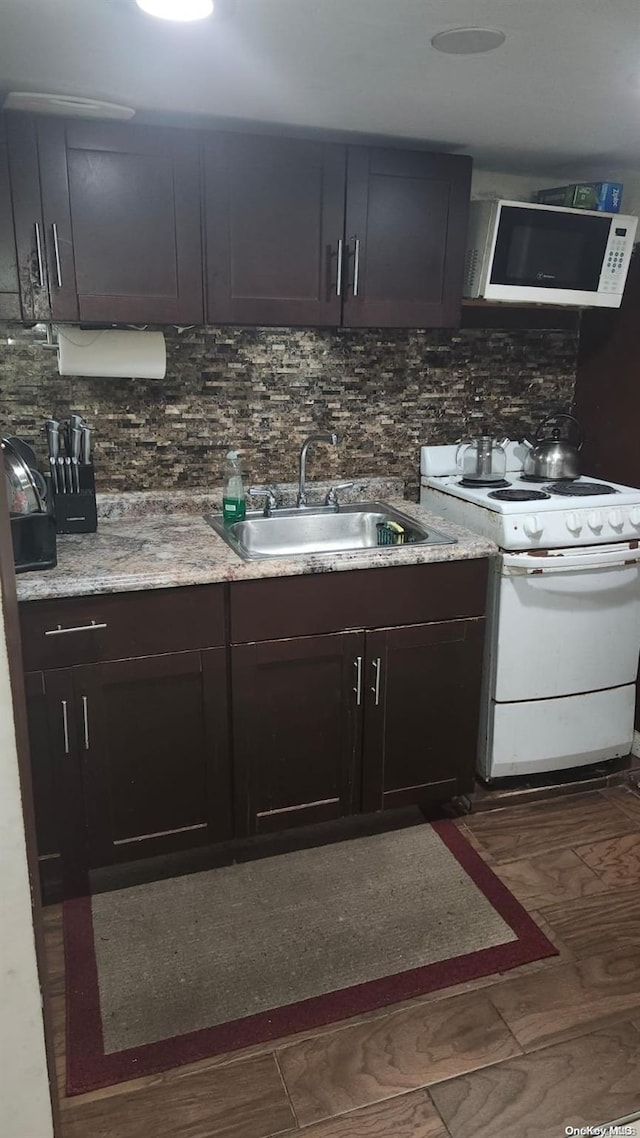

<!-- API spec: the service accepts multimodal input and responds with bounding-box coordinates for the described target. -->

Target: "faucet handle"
[248,485,281,517]
[324,481,354,508]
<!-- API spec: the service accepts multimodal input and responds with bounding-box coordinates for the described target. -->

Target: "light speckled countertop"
[16,480,496,602]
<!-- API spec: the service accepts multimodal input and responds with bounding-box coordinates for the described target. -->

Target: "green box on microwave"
[535,182,623,212]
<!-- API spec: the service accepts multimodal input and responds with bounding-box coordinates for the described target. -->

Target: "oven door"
[491,544,640,702]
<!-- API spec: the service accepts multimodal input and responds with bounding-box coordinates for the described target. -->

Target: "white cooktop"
[420,443,640,550]
[424,472,640,514]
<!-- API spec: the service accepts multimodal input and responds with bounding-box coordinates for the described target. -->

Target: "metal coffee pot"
[522,413,584,481]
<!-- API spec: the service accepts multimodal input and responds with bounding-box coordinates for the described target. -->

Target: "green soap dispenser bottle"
[222,450,246,522]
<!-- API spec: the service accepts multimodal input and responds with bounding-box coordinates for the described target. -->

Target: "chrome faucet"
[248,486,281,517]
[324,482,354,510]
[297,432,338,508]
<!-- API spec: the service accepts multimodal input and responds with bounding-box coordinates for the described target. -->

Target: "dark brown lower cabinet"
[24,649,231,894]
[24,669,88,898]
[77,648,230,867]
[21,563,489,897]
[231,618,485,836]
[362,619,485,812]
[231,632,364,835]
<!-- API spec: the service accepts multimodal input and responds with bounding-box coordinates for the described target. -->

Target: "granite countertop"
[16,479,496,602]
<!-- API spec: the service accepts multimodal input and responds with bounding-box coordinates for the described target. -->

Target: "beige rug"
[64,819,558,1094]
[92,823,515,1052]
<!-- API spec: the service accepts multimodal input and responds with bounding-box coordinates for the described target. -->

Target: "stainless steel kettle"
[522,414,584,481]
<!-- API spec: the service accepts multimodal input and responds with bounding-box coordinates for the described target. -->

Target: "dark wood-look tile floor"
[43,787,640,1138]
[430,1021,640,1138]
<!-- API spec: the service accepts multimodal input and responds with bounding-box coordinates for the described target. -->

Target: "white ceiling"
[0,0,639,174]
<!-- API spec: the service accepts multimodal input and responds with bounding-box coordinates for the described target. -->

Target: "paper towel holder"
[55,325,167,379]
[30,323,58,351]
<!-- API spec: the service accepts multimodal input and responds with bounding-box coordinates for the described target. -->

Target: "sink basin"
[206,501,456,561]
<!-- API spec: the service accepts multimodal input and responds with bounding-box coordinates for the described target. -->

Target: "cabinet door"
[76,649,230,868]
[0,116,21,319]
[362,619,485,813]
[5,114,52,321]
[204,133,346,326]
[24,669,89,898]
[24,671,59,861]
[232,632,363,835]
[342,147,471,328]
[37,118,203,324]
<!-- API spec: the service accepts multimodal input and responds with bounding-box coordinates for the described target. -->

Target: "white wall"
[0,584,54,1138]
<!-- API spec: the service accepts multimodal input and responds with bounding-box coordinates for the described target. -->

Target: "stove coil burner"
[547,482,618,497]
[519,474,566,484]
[488,489,551,502]
[459,478,511,489]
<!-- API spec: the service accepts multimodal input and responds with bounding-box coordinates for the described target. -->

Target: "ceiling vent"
[2,93,135,120]
[430,28,506,55]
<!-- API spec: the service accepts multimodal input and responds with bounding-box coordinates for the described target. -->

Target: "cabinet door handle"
[51,223,63,287]
[371,657,382,706]
[82,695,90,751]
[45,621,107,637]
[336,238,344,297]
[353,655,362,705]
[34,222,45,288]
[61,700,70,755]
[353,237,361,297]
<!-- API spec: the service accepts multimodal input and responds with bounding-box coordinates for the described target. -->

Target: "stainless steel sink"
[206,502,456,561]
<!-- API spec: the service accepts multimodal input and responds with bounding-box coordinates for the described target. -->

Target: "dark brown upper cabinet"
[6,115,471,329]
[204,133,346,326]
[5,115,52,321]
[8,115,203,324]
[204,133,472,329]
[343,148,472,328]
[0,116,22,319]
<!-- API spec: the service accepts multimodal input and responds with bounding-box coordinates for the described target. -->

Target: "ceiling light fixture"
[135,0,214,21]
[430,28,506,55]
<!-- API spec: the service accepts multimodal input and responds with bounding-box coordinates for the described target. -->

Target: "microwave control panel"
[599,224,636,294]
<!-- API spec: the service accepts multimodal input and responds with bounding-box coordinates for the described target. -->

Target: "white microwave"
[464,199,637,307]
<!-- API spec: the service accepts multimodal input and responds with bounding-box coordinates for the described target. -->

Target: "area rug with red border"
[63,819,558,1095]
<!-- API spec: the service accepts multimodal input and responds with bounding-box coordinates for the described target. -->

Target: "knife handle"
[81,426,92,465]
[49,456,58,494]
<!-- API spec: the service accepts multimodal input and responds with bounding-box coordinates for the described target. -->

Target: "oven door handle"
[503,547,640,574]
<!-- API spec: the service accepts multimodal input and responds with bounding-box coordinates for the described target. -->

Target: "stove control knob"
[608,509,624,530]
[630,507,640,528]
[588,510,603,531]
[523,514,543,539]
[566,511,582,534]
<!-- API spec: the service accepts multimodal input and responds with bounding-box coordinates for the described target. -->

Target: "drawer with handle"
[20,584,226,671]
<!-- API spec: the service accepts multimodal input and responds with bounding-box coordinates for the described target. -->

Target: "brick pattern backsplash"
[0,323,578,498]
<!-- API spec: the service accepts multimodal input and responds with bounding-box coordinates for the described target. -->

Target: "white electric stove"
[420,442,640,781]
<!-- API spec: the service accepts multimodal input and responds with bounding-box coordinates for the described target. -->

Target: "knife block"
[52,465,98,534]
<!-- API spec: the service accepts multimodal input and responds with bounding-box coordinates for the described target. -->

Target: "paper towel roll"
[57,327,166,379]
